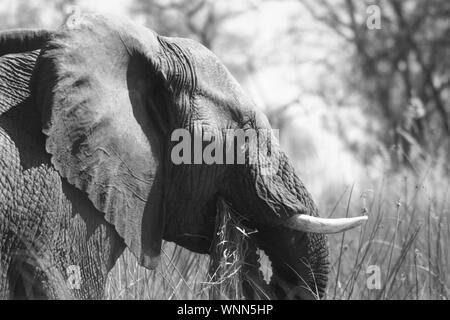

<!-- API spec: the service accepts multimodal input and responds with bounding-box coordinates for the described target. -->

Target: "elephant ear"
[36,13,170,269]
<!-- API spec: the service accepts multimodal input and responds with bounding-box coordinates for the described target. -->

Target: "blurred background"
[2,0,449,299]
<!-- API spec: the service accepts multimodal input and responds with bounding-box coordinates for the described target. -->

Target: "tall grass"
[325,166,450,300]
[105,166,450,300]
[105,198,255,300]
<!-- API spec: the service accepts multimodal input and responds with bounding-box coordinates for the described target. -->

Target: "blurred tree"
[130,0,256,50]
[129,0,304,134]
[0,0,78,29]
[301,0,450,168]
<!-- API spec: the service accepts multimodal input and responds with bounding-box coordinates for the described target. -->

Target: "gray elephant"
[0,12,367,300]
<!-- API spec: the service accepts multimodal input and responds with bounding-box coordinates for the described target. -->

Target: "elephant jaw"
[168,233,213,254]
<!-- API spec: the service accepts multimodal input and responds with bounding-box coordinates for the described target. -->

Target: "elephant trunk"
[256,227,329,299]
[223,150,329,299]
[222,128,367,299]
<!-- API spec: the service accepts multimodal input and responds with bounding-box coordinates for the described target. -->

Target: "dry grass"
[105,197,260,300]
[105,166,450,300]
[324,167,450,300]
[105,244,210,300]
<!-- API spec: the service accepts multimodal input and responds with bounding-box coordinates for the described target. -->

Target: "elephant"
[0,12,367,300]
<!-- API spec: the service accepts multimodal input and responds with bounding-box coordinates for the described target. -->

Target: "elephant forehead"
[160,36,259,125]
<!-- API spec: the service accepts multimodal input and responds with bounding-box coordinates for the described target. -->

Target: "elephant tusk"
[283,215,368,234]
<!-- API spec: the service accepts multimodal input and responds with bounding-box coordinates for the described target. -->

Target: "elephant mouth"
[207,198,328,300]
[207,227,324,300]
[168,218,325,300]
[169,193,365,299]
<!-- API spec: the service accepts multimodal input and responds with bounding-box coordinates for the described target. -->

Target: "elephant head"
[4,12,367,299]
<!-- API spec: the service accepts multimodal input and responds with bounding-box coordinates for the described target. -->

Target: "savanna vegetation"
[1,0,449,299]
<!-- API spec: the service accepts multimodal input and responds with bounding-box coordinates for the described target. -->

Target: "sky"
[76,0,131,15]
